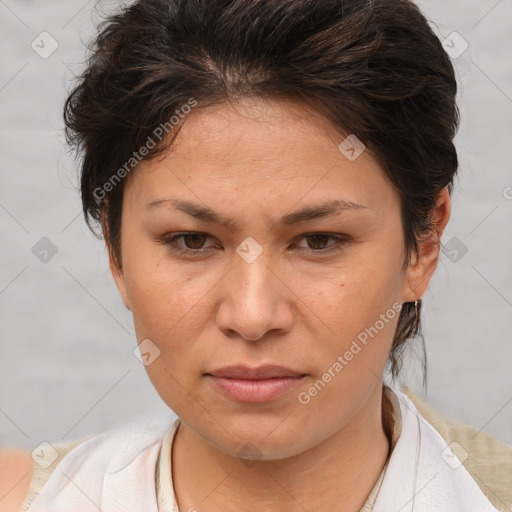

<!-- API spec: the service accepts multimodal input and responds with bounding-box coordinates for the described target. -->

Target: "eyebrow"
[145,198,367,229]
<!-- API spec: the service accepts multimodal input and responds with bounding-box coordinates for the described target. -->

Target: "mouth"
[205,365,307,403]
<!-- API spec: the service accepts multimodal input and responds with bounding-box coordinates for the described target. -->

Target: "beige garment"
[20,387,512,511]
[402,387,512,512]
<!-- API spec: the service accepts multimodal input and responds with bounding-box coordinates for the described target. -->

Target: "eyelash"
[160,231,349,256]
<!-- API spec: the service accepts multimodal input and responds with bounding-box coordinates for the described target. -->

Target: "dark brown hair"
[63,0,459,380]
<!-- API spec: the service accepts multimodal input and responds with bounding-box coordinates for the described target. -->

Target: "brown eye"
[294,233,348,255]
[182,233,208,249]
[305,234,332,250]
[161,232,217,255]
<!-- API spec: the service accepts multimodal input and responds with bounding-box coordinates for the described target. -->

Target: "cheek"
[314,282,399,376]
[120,229,208,333]
[123,260,217,410]
[313,250,403,335]
[296,277,401,424]
[303,247,404,383]
[125,262,212,342]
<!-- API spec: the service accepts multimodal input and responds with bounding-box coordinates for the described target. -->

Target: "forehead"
[124,98,398,216]
[166,98,349,176]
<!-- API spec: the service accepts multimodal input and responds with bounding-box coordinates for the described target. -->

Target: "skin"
[0,450,33,511]
[0,97,450,512]
[110,97,450,512]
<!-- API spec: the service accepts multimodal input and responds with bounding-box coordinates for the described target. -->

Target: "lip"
[205,365,306,403]
[207,364,304,379]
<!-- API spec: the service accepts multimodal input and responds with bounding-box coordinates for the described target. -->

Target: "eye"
[161,232,218,255]
[160,231,349,257]
[294,233,348,253]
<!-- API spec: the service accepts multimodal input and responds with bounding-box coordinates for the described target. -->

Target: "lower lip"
[206,375,306,403]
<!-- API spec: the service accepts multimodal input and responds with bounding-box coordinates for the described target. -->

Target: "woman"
[1,0,511,510]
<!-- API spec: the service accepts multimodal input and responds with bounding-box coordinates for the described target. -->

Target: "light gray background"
[1,0,511,452]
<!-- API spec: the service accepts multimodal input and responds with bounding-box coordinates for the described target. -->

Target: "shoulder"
[403,387,512,512]
[0,448,33,512]
[0,438,89,512]
[14,416,174,511]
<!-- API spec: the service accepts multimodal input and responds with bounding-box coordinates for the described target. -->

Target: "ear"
[402,186,451,302]
[108,247,132,311]
[102,211,132,311]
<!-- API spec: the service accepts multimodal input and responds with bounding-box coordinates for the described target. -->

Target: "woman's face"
[112,98,429,460]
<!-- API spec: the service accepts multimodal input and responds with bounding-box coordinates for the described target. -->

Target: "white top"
[25,388,500,511]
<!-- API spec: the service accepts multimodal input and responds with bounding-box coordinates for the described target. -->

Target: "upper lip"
[206,365,305,380]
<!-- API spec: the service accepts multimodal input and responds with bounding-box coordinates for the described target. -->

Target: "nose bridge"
[216,243,292,340]
[233,247,277,315]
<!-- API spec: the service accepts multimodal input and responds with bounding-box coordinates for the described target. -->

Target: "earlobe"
[402,187,451,302]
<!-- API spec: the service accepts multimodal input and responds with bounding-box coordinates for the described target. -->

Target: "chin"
[201,416,315,462]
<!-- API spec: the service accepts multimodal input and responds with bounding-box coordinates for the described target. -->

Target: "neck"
[171,386,391,512]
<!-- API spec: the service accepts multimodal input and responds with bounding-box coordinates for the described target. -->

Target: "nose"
[215,251,294,342]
